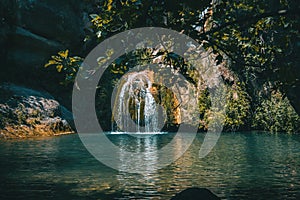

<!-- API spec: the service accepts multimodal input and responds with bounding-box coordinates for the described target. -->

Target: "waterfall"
[144,88,158,132]
[113,71,159,133]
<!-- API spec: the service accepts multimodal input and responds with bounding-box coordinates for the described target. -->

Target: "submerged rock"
[171,188,220,200]
[0,84,73,139]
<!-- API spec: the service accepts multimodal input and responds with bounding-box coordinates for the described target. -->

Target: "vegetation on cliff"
[44,0,299,133]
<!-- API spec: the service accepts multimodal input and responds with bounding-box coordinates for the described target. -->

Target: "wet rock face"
[15,0,84,46]
[0,84,73,139]
[151,84,181,126]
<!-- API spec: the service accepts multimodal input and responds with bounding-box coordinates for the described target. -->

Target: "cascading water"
[113,71,159,133]
[144,87,158,132]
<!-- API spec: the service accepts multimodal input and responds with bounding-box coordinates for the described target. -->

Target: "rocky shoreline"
[0,83,74,139]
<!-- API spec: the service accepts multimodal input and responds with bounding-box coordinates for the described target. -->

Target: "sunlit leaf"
[56,65,63,72]
[58,50,69,59]
[51,55,62,62]
[44,60,58,67]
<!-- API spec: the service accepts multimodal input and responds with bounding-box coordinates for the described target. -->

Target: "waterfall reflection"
[118,135,158,175]
[115,134,162,198]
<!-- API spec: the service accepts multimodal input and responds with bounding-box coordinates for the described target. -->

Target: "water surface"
[0,132,299,199]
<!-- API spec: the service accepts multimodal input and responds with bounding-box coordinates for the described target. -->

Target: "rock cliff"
[0,84,73,139]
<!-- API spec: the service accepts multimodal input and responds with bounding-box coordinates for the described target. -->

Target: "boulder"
[0,84,74,139]
[171,188,220,200]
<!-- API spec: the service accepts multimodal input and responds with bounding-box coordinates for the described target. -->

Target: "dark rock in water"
[0,83,73,139]
[171,188,220,200]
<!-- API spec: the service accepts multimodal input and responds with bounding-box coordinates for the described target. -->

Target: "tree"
[46,0,300,131]
[84,0,299,113]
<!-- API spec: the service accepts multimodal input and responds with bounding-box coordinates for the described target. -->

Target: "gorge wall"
[0,0,91,95]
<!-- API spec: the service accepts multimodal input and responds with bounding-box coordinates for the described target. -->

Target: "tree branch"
[196,8,298,40]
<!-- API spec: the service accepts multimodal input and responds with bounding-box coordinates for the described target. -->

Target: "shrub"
[252,90,300,133]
